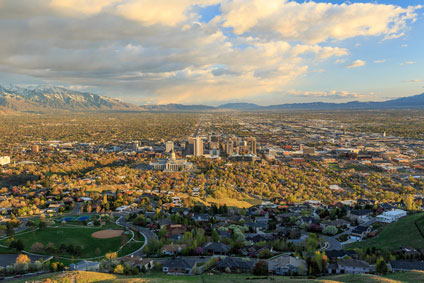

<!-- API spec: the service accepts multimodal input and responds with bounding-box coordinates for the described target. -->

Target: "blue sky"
[0,0,422,105]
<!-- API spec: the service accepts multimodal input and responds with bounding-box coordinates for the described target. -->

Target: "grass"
[205,196,252,208]
[346,213,424,250]
[12,271,424,283]
[0,224,144,259]
[118,240,145,257]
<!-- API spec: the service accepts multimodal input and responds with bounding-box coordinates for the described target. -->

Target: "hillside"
[14,270,424,283]
[0,85,144,113]
[346,213,424,250]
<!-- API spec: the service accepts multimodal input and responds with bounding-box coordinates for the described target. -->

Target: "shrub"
[31,242,45,253]
[253,260,268,276]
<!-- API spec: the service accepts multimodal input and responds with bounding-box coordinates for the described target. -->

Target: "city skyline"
[0,0,423,105]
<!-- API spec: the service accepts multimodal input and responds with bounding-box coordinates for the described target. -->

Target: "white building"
[376,209,407,223]
[149,150,193,172]
[0,156,10,166]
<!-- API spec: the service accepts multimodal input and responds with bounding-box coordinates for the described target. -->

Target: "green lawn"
[346,213,424,250]
[1,224,144,259]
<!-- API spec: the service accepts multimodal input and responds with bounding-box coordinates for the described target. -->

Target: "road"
[71,202,83,215]
[193,116,204,137]
[116,215,158,256]
[323,235,342,251]
[303,231,342,251]
[15,218,28,233]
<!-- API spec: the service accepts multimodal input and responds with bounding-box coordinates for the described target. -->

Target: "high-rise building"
[248,137,256,155]
[132,141,139,152]
[194,137,203,157]
[209,135,219,150]
[225,140,234,155]
[165,141,174,153]
[188,137,203,157]
[32,145,40,153]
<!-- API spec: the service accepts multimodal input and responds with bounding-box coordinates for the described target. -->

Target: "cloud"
[287,89,373,100]
[0,0,420,103]
[345,60,366,69]
[402,79,422,83]
[221,0,420,44]
[374,59,386,64]
[401,61,416,65]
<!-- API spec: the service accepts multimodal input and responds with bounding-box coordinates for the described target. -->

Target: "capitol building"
[149,150,193,172]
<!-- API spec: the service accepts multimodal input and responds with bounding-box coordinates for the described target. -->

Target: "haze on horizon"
[0,0,423,106]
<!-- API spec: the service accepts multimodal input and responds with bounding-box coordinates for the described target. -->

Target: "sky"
[0,0,423,105]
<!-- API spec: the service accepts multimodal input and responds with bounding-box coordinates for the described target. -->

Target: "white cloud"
[401,61,416,65]
[402,79,422,83]
[374,59,386,64]
[287,89,373,100]
[345,60,366,69]
[0,0,420,103]
[221,0,420,44]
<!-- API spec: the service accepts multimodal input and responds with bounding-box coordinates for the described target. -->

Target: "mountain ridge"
[142,93,424,111]
[2,84,424,113]
[0,85,144,113]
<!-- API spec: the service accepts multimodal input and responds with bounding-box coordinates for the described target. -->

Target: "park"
[0,214,145,260]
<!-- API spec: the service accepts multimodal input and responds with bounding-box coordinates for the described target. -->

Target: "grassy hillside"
[346,213,424,250]
[14,271,424,283]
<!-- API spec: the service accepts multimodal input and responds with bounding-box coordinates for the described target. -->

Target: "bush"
[323,225,338,235]
[31,242,45,253]
[376,257,389,274]
[253,260,268,276]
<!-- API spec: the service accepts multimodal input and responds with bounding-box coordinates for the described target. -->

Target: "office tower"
[194,137,203,157]
[32,145,40,153]
[248,137,256,154]
[209,135,219,150]
[188,137,203,157]
[132,141,139,152]
[165,141,174,153]
[225,140,234,155]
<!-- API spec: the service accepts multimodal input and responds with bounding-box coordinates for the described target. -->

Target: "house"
[349,209,373,223]
[216,257,256,273]
[325,250,357,261]
[166,224,187,236]
[120,255,153,271]
[328,259,370,274]
[161,244,187,255]
[350,225,372,241]
[162,258,198,275]
[376,209,407,223]
[158,218,173,228]
[69,260,99,271]
[268,256,307,276]
[202,242,231,255]
[246,221,268,232]
[389,260,424,272]
[192,213,210,222]
[324,219,351,228]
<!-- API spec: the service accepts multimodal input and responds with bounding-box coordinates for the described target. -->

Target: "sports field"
[1,225,144,259]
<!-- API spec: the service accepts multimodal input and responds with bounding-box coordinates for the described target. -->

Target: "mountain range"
[143,93,424,111]
[0,85,142,114]
[1,84,424,113]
